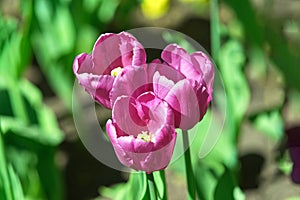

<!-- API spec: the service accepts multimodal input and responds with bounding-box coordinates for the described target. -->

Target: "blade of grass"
[0,119,13,200]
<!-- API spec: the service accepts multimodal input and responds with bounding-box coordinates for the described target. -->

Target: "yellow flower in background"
[141,0,169,20]
[180,0,209,3]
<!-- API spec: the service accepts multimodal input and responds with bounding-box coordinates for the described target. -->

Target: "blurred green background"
[1,0,300,199]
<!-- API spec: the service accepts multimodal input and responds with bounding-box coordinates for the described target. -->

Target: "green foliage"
[99,172,149,200]
[214,166,236,200]
[0,77,64,200]
[219,39,250,127]
[1,0,299,199]
[0,1,32,79]
[223,0,300,89]
[153,171,167,200]
[0,7,65,194]
[252,110,284,141]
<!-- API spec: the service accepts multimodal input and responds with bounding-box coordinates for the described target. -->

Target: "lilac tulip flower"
[158,44,214,130]
[162,44,214,105]
[106,91,176,173]
[73,32,146,109]
[110,61,209,130]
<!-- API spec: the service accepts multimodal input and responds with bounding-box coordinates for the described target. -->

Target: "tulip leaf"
[99,172,148,200]
[287,197,300,200]
[0,120,13,200]
[213,166,237,200]
[223,0,300,89]
[219,39,250,137]
[130,172,148,200]
[32,0,75,109]
[99,183,128,200]
[98,0,120,23]
[7,164,24,200]
[0,78,63,145]
[252,110,284,141]
[195,162,217,200]
[222,0,263,46]
[0,77,63,200]
[153,171,167,200]
[0,1,32,79]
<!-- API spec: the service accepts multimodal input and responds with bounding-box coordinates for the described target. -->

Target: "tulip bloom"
[160,44,214,130]
[162,44,214,104]
[106,91,176,173]
[73,32,146,109]
[110,60,210,131]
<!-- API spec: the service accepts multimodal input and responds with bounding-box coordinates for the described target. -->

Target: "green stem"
[147,173,157,200]
[210,0,221,62]
[182,131,196,200]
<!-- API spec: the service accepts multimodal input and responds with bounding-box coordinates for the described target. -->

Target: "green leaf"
[153,171,167,200]
[278,151,292,175]
[54,5,76,55]
[253,110,284,141]
[37,148,63,200]
[99,172,148,200]
[265,25,300,89]
[98,0,120,23]
[130,173,148,200]
[7,164,24,200]
[223,0,300,89]
[222,0,264,46]
[0,119,14,200]
[0,78,63,145]
[219,40,250,125]
[286,197,300,200]
[210,0,221,60]
[195,162,218,200]
[214,166,237,200]
[32,1,75,109]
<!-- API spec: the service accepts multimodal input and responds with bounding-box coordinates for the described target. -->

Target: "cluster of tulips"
[73,32,214,174]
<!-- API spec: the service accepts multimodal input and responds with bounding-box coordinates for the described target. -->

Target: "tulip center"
[137,131,154,142]
[110,67,122,77]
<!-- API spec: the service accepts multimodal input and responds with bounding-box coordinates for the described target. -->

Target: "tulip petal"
[106,120,134,166]
[136,91,174,132]
[106,120,176,173]
[191,52,214,97]
[92,32,146,75]
[73,53,114,108]
[161,44,200,78]
[153,71,175,99]
[112,96,146,136]
[106,120,177,173]
[111,66,151,106]
[165,79,200,130]
[141,128,176,173]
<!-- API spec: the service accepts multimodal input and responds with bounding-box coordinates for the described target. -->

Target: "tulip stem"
[147,173,157,200]
[182,130,196,200]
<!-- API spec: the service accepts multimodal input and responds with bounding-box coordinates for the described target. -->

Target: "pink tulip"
[111,60,209,130]
[106,91,176,173]
[162,44,214,105]
[73,32,146,109]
